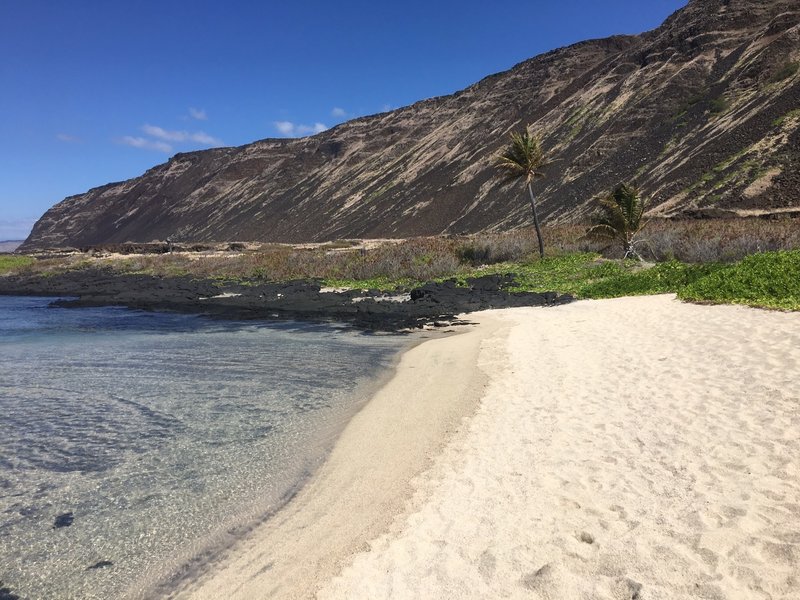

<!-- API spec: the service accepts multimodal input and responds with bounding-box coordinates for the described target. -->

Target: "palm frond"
[585,223,618,241]
[586,182,649,257]
[492,128,549,184]
[492,126,550,258]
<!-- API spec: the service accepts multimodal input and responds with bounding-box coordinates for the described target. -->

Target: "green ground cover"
[679,250,800,310]
[0,255,35,273]
[7,247,800,311]
[324,251,800,311]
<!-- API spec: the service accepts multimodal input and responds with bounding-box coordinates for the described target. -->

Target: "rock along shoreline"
[0,269,573,331]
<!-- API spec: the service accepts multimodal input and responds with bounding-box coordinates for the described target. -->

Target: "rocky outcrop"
[0,270,572,331]
[20,0,800,252]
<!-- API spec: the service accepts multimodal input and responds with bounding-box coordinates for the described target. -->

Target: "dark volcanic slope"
[21,0,800,252]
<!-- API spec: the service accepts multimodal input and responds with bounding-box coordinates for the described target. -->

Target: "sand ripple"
[321,295,800,599]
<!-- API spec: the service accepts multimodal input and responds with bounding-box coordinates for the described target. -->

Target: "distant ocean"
[0,296,408,599]
[0,241,23,253]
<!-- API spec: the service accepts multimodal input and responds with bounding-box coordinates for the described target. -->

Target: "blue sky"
[0,0,687,240]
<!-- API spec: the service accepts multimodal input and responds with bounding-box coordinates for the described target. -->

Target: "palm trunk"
[526,182,545,258]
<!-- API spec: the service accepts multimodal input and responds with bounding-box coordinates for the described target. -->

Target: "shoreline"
[172,295,800,599]
[0,269,571,331]
[161,311,505,599]
[120,324,424,600]
[0,298,426,600]
[322,296,800,599]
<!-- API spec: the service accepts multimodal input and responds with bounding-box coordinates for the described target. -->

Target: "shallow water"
[0,297,409,599]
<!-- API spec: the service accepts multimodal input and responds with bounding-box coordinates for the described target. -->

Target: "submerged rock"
[52,511,74,529]
[0,581,21,600]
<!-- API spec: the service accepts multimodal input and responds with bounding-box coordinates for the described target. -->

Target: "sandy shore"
[167,314,505,599]
[176,295,800,599]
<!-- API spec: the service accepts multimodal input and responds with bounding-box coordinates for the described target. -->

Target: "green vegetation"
[714,147,750,172]
[672,90,707,121]
[475,252,799,310]
[580,260,724,298]
[680,251,800,310]
[452,254,703,297]
[493,127,550,258]
[455,253,626,296]
[564,105,592,137]
[328,254,645,296]
[673,91,734,120]
[331,250,799,311]
[773,108,800,128]
[769,62,799,84]
[0,255,34,273]
[586,183,649,260]
[565,107,590,140]
[10,220,800,311]
[684,146,762,199]
[364,182,395,203]
[322,275,419,291]
[709,96,730,115]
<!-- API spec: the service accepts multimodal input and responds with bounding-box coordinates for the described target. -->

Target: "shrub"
[769,62,799,84]
[0,255,35,273]
[580,261,724,298]
[643,218,800,263]
[679,250,800,309]
[586,182,649,259]
[709,96,730,114]
[456,231,539,265]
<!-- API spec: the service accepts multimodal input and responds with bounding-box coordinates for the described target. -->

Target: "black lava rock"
[0,269,574,332]
[0,582,20,600]
[53,512,74,529]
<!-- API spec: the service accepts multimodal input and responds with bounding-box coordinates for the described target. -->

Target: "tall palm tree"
[493,127,549,258]
[586,182,649,260]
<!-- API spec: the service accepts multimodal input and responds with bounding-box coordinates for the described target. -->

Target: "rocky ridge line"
[20,0,800,252]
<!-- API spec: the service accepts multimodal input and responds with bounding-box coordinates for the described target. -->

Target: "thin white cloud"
[118,123,223,153]
[381,104,393,112]
[56,133,80,143]
[189,131,221,145]
[118,136,173,153]
[306,123,328,135]
[141,124,223,146]
[273,121,328,137]
[274,121,295,136]
[331,107,348,118]
[141,125,180,141]
[188,107,208,121]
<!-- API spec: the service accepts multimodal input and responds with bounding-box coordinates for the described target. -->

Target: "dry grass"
[632,219,800,263]
[8,218,799,286]
[126,238,464,284]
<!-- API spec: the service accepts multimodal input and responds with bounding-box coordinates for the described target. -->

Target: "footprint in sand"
[578,531,595,544]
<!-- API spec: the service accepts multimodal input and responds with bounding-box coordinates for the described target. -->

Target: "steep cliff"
[20,0,800,251]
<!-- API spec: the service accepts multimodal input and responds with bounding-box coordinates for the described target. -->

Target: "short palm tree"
[586,182,649,260]
[493,127,549,258]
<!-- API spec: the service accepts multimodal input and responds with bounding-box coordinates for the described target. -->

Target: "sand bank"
[169,315,506,599]
[178,295,800,599]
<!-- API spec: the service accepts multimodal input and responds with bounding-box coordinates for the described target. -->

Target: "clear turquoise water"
[0,297,408,599]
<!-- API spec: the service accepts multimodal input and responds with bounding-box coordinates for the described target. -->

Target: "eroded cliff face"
[20,0,800,251]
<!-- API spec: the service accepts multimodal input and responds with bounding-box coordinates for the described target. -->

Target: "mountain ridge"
[20,0,800,251]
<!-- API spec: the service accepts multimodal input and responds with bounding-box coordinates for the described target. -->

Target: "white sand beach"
[175,295,800,599]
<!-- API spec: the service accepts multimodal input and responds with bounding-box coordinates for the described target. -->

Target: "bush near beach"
[679,250,800,310]
[0,255,34,273]
[6,220,800,311]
